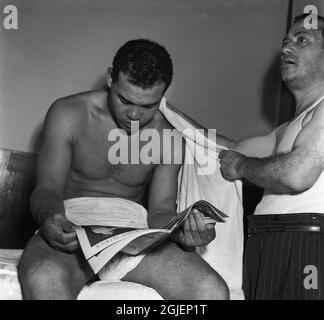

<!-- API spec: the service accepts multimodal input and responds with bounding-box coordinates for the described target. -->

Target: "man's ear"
[107,67,113,88]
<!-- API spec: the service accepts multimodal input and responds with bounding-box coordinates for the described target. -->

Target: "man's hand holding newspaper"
[71,200,228,274]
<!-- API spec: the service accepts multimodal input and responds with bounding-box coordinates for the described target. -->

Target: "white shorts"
[64,197,150,282]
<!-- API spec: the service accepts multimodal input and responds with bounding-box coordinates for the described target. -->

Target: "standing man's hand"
[218,150,247,181]
[172,209,216,248]
[41,212,79,252]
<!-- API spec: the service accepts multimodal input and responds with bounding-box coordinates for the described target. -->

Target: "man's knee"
[20,258,69,283]
[161,243,229,299]
[171,265,229,300]
[125,241,230,300]
[194,271,229,300]
[18,257,71,299]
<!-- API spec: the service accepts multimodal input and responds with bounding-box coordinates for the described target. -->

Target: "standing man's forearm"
[219,148,320,194]
[238,155,301,193]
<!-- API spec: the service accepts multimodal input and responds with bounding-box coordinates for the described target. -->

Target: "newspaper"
[75,200,228,274]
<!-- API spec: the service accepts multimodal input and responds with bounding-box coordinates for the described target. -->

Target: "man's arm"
[147,137,215,247]
[30,99,78,251]
[147,163,181,229]
[166,101,281,154]
[234,125,280,157]
[219,104,324,193]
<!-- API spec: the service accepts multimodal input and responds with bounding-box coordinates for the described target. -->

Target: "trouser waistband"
[248,213,324,235]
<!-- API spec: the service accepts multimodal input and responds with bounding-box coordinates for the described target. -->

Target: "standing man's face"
[107,70,166,134]
[281,20,324,88]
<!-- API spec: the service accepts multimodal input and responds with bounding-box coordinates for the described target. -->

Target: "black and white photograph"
[0,0,324,305]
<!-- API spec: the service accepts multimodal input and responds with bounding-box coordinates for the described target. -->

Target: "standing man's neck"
[290,81,324,116]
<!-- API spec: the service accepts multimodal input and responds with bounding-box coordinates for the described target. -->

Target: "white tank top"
[254,95,324,215]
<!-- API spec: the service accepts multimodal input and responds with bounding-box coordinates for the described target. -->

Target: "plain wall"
[0,0,289,153]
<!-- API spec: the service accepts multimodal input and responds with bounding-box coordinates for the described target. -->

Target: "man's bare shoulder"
[50,89,107,116]
[156,110,183,140]
[156,110,180,133]
[46,89,108,126]
[42,89,109,144]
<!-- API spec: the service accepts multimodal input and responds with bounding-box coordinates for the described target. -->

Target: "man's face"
[281,20,324,88]
[107,71,166,133]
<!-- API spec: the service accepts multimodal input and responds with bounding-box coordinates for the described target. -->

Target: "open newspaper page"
[119,229,171,255]
[85,229,170,274]
[76,226,169,259]
[75,199,228,273]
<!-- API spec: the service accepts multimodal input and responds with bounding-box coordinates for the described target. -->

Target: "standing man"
[219,13,324,299]
[18,39,229,300]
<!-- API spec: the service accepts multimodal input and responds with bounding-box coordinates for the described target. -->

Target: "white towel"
[160,97,244,300]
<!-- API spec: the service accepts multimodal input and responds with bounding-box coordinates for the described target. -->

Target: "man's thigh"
[122,241,224,299]
[18,233,94,288]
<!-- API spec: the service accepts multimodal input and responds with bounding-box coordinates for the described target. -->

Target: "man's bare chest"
[71,128,157,186]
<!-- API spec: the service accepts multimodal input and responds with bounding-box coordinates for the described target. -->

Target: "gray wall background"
[0,0,291,152]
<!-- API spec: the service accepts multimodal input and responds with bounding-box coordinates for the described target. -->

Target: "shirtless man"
[18,39,229,300]
[219,14,324,299]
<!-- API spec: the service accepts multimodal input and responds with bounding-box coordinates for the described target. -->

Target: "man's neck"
[291,81,324,117]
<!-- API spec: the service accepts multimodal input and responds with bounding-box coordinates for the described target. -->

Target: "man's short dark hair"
[111,39,173,91]
[293,13,324,45]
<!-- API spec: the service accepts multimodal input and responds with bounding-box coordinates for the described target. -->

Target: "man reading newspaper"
[67,198,228,274]
[18,39,229,300]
